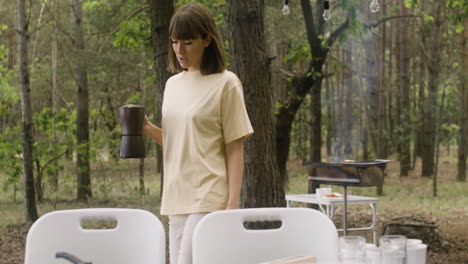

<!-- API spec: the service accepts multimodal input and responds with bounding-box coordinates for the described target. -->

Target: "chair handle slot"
[80,216,118,230]
[243,220,282,230]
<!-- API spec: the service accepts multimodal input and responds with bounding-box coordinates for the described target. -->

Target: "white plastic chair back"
[24,208,165,264]
[192,208,338,264]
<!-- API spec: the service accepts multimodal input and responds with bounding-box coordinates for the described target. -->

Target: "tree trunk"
[17,0,39,222]
[335,49,345,158]
[30,2,46,76]
[457,19,468,182]
[35,161,43,202]
[148,0,173,198]
[394,13,401,156]
[227,0,285,207]
[398,0,411,176]
[139,43,146,195]
[376,0,388,196]
[414,47,426,166]
[364,33,380,161]
[51,0,59,192]
[310,79,323,162]
[325,74,334,157]
[7,0,17,70]
[71,0,91,200]
[422,1,444,177]
[434,88,447,197]
[343,44,353,158]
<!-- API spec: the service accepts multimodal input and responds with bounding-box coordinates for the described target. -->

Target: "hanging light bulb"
[370,0,380,12]
[282,0,290,15]
[323,0,331,21]
[323,9,331,20]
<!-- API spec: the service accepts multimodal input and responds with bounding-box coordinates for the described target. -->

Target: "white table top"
[286,193,378,205]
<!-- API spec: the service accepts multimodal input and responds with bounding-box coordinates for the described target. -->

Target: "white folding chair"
[24,208,165,264]
[192,207,339,264]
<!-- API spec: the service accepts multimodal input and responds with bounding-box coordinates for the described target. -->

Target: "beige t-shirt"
[160,70,254,215]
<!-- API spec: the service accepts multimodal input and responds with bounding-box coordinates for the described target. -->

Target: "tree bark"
[422,1,444,177]
[457,19,468,182]
[398,0,411,176]
[227,0,285,207]
[344,43,353,158]
[414,47,426,166]
[376,0,388,196]
[364,32,380,160]
[139,43,146,195]
[51,0,59,192]
[310,79,323,162]
[7,0,17,70]
[148,0,174,198]
[30,2,46,76]
[17,0,39,222]
[335,49,345,158]
[325,74,334,157]
[71,0,91,200]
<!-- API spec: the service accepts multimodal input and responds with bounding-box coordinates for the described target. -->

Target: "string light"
[281,0,379,18]
[282,0,290,15]
[370,0,380,12]
[323,0,331,21]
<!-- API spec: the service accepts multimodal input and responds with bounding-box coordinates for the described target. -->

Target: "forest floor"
[0,155,467,264]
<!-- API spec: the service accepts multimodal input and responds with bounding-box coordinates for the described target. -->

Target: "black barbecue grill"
[304,159,390,236]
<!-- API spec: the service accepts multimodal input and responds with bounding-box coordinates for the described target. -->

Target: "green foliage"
[284,39,311,64]
[440,124,459,146]
[388,4,401,15]
[175,0,225,25]
[405,0,420,8]
[447,0,468,32]
[33,107,75,188]
[423,14,434,22]
[176,0,225,9]
[0,68,19,119]
[113,15,151,50]
[83,0,110,10]
[307,70,322,81]
[0,32,18,108]
[126,92,142,105]
[447,0,468,15]
[0,125,22,192]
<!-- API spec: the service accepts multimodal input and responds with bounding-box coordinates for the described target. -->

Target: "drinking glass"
[379,235,407,264]
[338,236,366,264]
[365,243,380,264]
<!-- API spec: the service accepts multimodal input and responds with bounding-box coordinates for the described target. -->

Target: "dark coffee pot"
[119,104,145,158]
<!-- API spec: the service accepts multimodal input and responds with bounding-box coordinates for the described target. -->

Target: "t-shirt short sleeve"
[221,78,254,144]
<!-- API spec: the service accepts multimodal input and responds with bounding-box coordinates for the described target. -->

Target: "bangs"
[169,13,202,40]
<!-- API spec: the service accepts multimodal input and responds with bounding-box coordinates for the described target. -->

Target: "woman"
[143,2,253,264]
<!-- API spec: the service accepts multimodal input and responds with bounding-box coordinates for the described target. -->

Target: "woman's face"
[171,36,210,72]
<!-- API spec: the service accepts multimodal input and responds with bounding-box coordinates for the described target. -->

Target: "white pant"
[169,213,207,264]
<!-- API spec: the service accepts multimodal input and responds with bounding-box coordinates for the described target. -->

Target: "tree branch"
[28,17,53,36]
[98,4,149,53]
[326,15,350,50]
[301,0,320,51]
[368,14,420,28]
[37,148,69,179]
[40,0,75,42]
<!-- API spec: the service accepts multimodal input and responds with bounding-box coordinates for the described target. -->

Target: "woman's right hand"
[144,114,150,125]
[143,115,151,136]
[142,115,163,146]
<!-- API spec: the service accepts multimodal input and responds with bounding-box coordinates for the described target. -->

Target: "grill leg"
[343,185,348,236]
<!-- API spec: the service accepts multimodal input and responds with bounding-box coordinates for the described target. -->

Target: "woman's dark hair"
[168,2,226,75]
